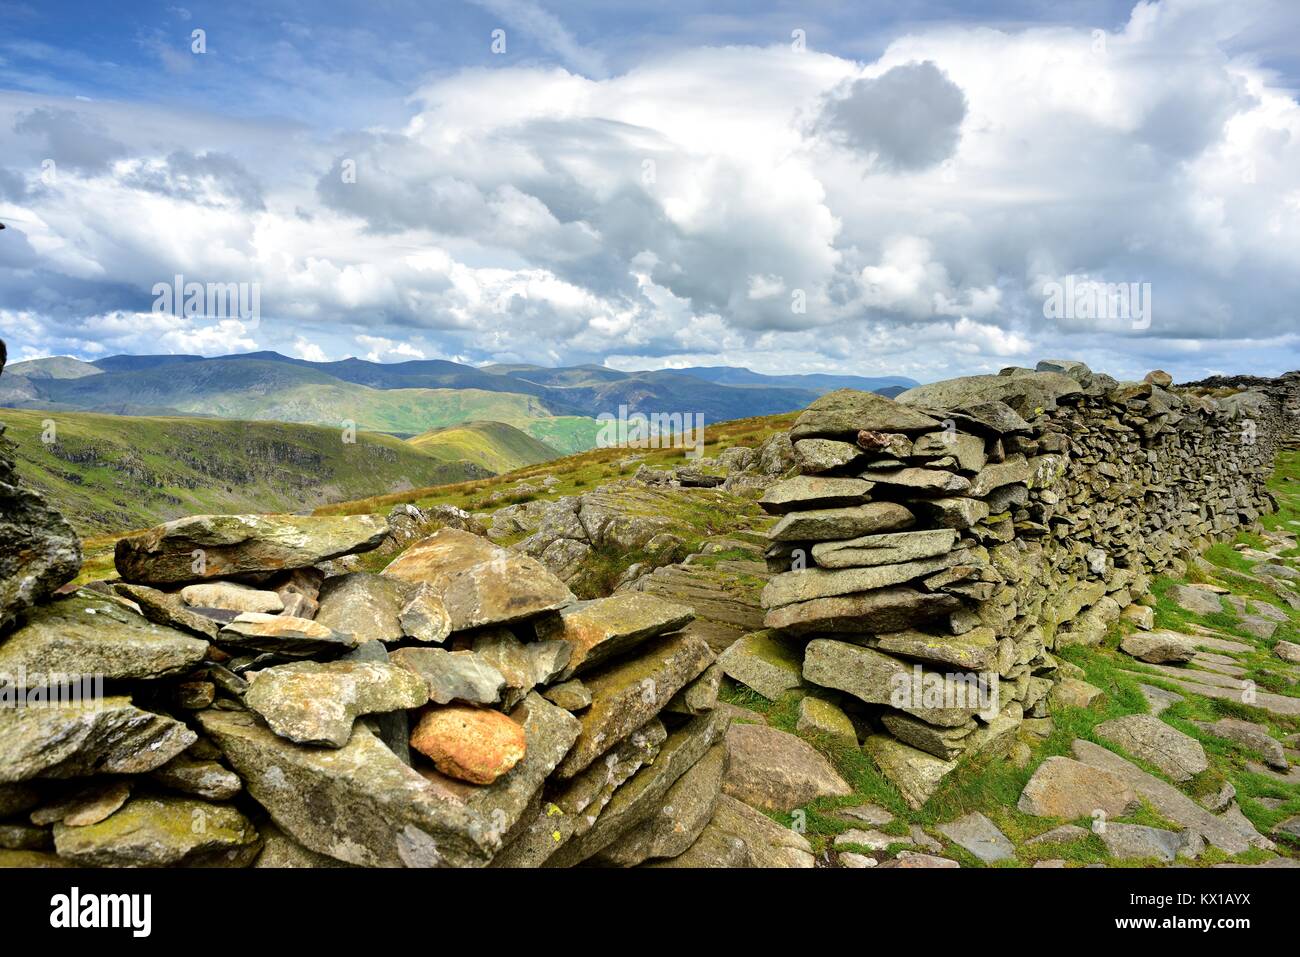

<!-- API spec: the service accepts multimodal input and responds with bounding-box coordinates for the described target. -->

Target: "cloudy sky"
[1,0,1298,383]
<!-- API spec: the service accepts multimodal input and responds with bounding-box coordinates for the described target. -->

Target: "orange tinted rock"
[410,706,527,784]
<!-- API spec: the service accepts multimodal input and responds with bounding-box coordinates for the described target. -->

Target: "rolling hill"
[0,408,492,534]
[407,421,560,474]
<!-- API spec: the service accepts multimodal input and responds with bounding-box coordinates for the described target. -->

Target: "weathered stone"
[115,513,389,585]
[812,528,957,568]
[871,626,997,671]
[1139,684,1184,716]
[555,632,713,779]
[879,851,959,868]
[1273,640,1300,664]
[864,735,957,810]
[833,828,896,851]
[199,709,496,867]
[968,457,1032,497]
[758,476,874,514]
[911,431,987,472]
[1192,718,1288,770]
[314,572,414,644]
[717,629,804,700]
[254,822,353,868]
[0,697,195,783]
[542,678,593,711]
[721,723,850,812]
[0,592,208,684]
[150,755,242,801]
[536,592,693,679]
[29,780,132,827]
[642,821,750,867]
[665,662,723,715]
[909,496,990,530]
[113,582,222,638]
[389,647,505,705]
[1026,823,1090,846]
[896,371,1082,417]
[1121,604,1155,630]
[768,502,914,542]
[470,629,570,706]
[179,581,284,614]
[864,467,971,495]
[880,712,974,761]
[765,585,959,636]
[1017,756,1140,818]
[1098,823,1186,862]
[1120,631,1197,663]
[547,709,730,866]
[1072,739,1269,854]
[832,804,894,826]
[709,793,814,867]
[762,550,975,608]
[1169,584,1224,616]
[592,743,727,866]
[1051,677,1103,708]
[937,811,1015,864]
[796,696,857,748]
[399,583,453,644]
[1095,714,1208,782]
[383,528,575,631]
[217,612,358,657]
[790,389,940,440]
[792,438,865,473]
[53,796,259,867]
[409,705,528,784]
[245,659,428,748]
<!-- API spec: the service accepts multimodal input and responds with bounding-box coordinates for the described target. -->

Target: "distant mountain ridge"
[3,350,917,452]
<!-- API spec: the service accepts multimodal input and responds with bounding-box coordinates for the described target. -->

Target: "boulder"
[1191,718,1287,770]
[114,513,389,584]
[812,528,957,569]
[1275,640,1300,665]
[768,502,914,542]
[217,612,358,658]
[245,660,429,748]
[708,794,814,867]
[314,572,416,644]
[1168,585,1224,616]
[763,585,961,635]
[863,735,957,810]
[179,581,284,614]
[795,696,857,748]
[0,696,195,783]
[792,438,865,473]
[1098,822,1186,862]
[937,811,1015,864]
[382,528,575,631]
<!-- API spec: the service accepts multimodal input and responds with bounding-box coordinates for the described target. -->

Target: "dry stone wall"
[749,360,1297,808]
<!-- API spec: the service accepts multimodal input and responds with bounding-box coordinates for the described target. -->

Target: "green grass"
[407,420,560,473]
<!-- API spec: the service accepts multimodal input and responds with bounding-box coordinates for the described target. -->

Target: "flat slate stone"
[758,476,874,514]
[790,389,940,440]
[864,734,957,810]
[768,502,914,543]
[115,513,388,584]
[764,586,960,636]
[1169,585,1225,616]
[1072,739,1269,854]
[1017,756,1139,819]
[217,612,358,658]
[1120,631,1197,663]
[761,549,975,608]
[0,591,208,684]
[53,796,259,867]
[937,811,1015,864]
[1094,714,1208,782]
[812,528,957,569]
[389,647,506,705]
[1192,718,1287,770]
[0,696,195,783]
[710,793,814,867]
[1098,822,1185,862]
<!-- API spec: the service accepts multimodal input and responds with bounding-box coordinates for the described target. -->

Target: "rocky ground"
[3,346,1299,868]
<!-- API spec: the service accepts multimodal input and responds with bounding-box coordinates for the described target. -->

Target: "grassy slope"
[407,421,559,474]
[0,408,490,536]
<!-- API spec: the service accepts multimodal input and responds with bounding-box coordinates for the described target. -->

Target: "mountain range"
[1,351,915,451]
